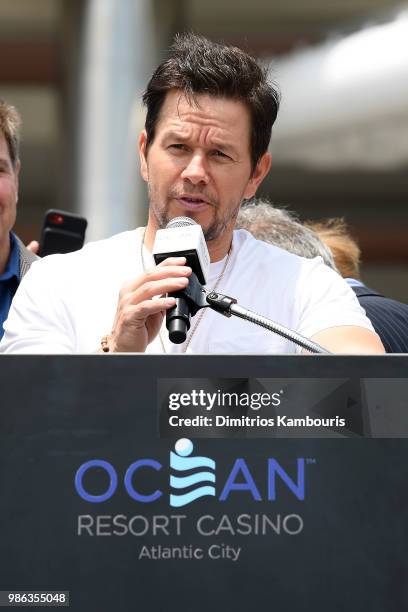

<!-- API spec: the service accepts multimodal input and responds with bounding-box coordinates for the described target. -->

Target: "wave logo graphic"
[170,439,216,507]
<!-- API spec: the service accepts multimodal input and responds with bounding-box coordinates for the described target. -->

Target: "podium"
[0,355,407,611]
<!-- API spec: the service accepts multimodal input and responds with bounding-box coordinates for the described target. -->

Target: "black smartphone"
[39,209,88,257]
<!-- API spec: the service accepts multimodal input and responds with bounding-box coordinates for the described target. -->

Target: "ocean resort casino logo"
[170,439,216,507]
[75,438,308,506]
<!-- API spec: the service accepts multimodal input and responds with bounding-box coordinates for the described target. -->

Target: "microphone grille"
[166,216,197,229]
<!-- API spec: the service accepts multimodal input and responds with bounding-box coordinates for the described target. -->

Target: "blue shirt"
[0,232,20,340]
[345,277,365,288]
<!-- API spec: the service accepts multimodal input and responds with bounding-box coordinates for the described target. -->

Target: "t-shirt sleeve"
[296,258,375,344]
[0,257,75,354]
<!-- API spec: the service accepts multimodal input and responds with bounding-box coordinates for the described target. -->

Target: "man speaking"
[0,34,383,354]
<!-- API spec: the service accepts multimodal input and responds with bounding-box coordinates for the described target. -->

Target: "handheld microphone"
[152,217,210,344]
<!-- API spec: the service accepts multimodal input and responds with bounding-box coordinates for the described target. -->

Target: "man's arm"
[310,326,385,354]
[0,254,193,354]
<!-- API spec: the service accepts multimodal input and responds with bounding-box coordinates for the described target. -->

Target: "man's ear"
[243,152,272,200]
[139,130,148,182]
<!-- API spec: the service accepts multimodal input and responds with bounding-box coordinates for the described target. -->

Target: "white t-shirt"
[0,228,374,354]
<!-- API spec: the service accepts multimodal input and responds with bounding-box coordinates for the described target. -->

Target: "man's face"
[139,90,270,244]
[0,133,19,245]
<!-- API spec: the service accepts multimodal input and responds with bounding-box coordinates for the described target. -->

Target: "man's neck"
[0,233,11,275]
[143,220,233,263]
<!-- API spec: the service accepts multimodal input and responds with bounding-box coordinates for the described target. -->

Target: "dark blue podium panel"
[0,355,407,612]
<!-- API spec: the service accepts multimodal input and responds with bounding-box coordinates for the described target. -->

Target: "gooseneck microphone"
[152,217,210,344]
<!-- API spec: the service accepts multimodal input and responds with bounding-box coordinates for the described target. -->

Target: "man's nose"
[181,152,209,185]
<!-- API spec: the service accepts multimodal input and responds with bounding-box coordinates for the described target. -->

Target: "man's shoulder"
[30,228,141,275]
[233,228,324,272]
[351,283,383,299]
[357,286,408,315]
[73,228,140,259]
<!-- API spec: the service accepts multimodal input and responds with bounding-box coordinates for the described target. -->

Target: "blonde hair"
[306,218,361,279]
[0,100,21,168]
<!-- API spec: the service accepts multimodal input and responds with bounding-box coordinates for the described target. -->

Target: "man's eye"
[169,144,187,151]
[212,150,230,159]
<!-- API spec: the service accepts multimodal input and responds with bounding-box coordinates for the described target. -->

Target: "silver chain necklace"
[140,227,232,353]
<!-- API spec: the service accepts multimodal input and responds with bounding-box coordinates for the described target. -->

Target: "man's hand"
[108,257,192,352]
[26,240,39,254]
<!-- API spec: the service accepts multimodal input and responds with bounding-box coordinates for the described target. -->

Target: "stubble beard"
[149,185,241,243]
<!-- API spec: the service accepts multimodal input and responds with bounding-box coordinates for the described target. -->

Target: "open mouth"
[177,196,211,210]
[179,196,208,205]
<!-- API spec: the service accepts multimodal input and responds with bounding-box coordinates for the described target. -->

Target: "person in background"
[306,218,408,353]
[236,202,405,353]
[236,200,337,269]
[0,100,38,340]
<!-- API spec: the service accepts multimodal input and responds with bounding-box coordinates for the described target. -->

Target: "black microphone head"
[166,216,197,229]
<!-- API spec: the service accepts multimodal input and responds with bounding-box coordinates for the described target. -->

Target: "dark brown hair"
[142,33,280,171]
